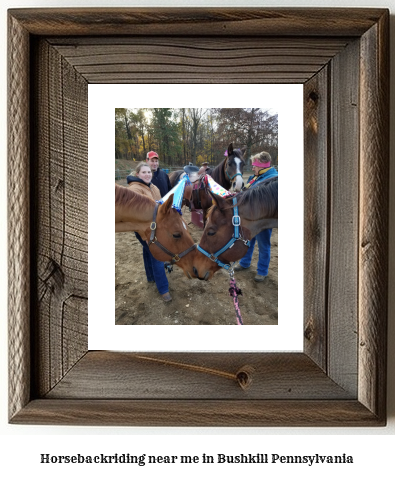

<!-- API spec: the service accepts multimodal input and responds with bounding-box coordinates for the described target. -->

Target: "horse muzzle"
[232,175,244,192]
[192,267,210,281]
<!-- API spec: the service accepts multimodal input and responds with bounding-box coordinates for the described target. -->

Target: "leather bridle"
[147,203,197,264]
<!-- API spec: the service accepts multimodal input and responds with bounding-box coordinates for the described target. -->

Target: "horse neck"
[237,196,278,237]
[170,170,183,188]
[115,193,155,239]
[241,215,278,238]
[211,159,231,189]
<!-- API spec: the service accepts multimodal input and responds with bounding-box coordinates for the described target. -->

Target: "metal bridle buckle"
[150,222,157,231]
[172,254,181,262]
[209,254,217,262]
[232,215,241,226]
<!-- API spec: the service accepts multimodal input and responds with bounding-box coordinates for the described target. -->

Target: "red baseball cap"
[147,151,159,160]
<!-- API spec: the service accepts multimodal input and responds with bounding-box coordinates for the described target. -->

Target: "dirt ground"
[115,178,278,326]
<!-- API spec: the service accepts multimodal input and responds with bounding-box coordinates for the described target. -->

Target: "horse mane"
[115,183,155,210]
[209,157,228,187]
[227,176,278,218]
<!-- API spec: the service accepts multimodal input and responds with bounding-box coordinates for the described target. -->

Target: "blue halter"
[226,170,243,182]
[197,197,251,271]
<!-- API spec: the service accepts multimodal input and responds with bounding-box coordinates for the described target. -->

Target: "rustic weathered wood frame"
[8,8,389,426]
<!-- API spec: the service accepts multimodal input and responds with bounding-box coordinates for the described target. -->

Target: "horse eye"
[207,231,216,237]
[173,233,182,239]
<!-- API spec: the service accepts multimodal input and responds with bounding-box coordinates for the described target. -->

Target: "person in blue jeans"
[134,232,171,300]
[127,162,172,302]
[234,151,278,282]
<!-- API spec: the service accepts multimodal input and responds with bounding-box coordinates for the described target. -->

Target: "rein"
[196,200,246,325]
[196,197,250,271]
[229,272,244,325]
[196,188,249,326]
[147,203,197,265]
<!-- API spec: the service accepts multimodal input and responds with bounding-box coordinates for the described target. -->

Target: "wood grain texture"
[358,12,389,419]
[49,37,350,84]
[8,12,31,421]
[8,8,387,37]
[303,67,329,370]
[7,8,389,426]
[11,399,383,427]
[30,39,88,397]
[45,352,354,400]
[327,39,360,396]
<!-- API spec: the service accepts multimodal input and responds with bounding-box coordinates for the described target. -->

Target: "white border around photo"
[88,84,303,352]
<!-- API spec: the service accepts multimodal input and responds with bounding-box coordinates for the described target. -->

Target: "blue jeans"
[135,233,169,295]
[239,229,272,276]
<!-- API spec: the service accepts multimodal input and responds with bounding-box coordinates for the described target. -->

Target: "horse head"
[192,191,252,281]
[146,193,198,279]
[225,143,246,192]
[169,167,201,207]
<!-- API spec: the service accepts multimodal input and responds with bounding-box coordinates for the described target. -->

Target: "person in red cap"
[146,151,172,197]
[234,151,278,282]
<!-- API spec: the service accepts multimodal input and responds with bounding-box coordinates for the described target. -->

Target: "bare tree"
[188,108,208,164]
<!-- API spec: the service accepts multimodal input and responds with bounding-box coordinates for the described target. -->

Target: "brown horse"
[170,143,245,191]
[193,177,278,280]
[168,166,200,210]
[170,143,246,226]
[115,184,197,278]
[208,143,246,192]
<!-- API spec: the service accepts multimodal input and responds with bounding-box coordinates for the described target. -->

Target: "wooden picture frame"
[8,8,389,426]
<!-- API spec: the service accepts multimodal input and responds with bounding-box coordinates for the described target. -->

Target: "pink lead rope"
[228,274,244,325]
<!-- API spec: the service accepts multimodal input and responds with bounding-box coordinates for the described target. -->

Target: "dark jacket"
[151,167,172,197]
[126,176,150,187]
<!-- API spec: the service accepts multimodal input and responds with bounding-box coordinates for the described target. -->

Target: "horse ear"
[208,190,229,211]
[227,143,234,157]
[160,193,174,214]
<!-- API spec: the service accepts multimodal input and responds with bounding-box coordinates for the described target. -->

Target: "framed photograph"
[90,85,303,348]
[8,8,389,426]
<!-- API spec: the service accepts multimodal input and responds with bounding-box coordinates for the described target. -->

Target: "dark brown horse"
[169,143,246,226]
[193,176,278,280]
[207,143,246,192]
[168,166,200,211]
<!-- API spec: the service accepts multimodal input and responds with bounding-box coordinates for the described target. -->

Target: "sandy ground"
[115,179,278,326]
